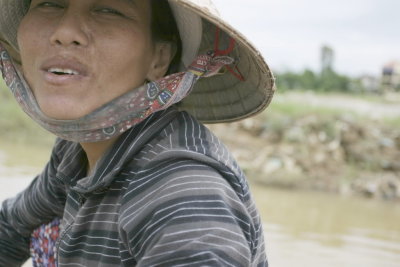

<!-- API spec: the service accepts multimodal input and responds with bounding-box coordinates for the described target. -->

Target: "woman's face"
[18,0,171,120]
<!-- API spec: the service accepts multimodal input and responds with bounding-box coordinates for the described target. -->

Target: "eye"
[35,1,64,9]
[95,7,125,17]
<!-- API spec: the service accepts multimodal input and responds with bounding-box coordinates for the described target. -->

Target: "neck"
[80,135,120,175]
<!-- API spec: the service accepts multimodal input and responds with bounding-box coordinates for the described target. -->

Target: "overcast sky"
[212,0,399,77]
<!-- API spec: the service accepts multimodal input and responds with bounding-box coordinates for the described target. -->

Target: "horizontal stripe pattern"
[0,108,267,266]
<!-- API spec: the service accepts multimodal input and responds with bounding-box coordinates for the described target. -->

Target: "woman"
[0,0,275,266]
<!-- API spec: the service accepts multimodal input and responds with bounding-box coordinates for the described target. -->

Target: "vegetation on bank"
[275,69,355,92]
[0,79,54,146]
[2,76,399,200]
[267,92,400,128]
[209,92,400,200]
[3,76,397,139]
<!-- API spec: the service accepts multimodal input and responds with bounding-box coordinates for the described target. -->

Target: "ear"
[146,42,177,81]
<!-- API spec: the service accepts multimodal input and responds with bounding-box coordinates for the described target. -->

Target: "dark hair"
[150,0,182,75]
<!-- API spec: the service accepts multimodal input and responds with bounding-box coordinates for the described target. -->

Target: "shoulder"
[132,111,243,179]
[118,159,255,264]
[120,159,243,214]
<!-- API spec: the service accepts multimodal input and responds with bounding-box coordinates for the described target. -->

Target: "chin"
[39,104,87,120]
[44,111,82,120]
[36,95,94,120]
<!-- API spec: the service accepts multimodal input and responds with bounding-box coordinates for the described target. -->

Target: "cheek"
[18,15,38,51]
[17,17,47,73]
[17,19,33,64]
[98,34,154,84]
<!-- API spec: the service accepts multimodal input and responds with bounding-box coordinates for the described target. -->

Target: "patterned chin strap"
[0,44,234,143]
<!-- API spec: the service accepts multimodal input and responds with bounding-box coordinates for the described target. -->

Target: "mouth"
[47,67,80,76]
[41,57,89,85]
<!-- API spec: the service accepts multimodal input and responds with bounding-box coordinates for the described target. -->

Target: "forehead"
[27,0,144,6]
[25,0,151,16]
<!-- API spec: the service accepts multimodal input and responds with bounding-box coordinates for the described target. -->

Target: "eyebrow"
[123,0,138,6]
[113,0,137,6]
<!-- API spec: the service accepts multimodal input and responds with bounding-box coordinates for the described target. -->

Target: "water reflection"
[251,184,400,267]
[1,143,400,267]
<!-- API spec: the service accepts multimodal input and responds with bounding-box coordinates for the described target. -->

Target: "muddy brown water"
[1,142,399,267]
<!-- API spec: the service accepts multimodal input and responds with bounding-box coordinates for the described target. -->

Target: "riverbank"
[2,79,400,200]
[209,91,400,200]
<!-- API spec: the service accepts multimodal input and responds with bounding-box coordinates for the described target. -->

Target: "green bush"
[276,68,353,92]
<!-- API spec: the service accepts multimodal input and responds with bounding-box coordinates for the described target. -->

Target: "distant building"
[381,61,400,91]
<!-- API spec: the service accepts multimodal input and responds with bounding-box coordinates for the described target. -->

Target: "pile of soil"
[208,113,400,200]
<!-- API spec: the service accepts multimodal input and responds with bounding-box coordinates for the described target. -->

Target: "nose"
[49,11,89,48]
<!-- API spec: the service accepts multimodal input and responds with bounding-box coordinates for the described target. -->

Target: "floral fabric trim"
[30,218,61,267]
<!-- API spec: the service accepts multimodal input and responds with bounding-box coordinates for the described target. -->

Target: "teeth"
[48,68,79,75]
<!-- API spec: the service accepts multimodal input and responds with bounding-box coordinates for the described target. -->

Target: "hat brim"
[169,0,276,123]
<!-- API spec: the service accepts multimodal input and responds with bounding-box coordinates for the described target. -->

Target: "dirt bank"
[208,92,400,201]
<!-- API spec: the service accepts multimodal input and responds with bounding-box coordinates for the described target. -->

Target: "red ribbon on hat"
[214,27,246,81]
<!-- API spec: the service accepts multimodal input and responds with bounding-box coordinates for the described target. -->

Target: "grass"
[383,117,400,128]
[262,91,400,128]
[287,89,390,103]
[1,77,399,143]
[260,98,362,136]
[0,78,54,146]
[0,139,53,168]
[268,100,351,118]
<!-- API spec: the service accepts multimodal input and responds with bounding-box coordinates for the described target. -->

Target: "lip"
[40,56,90,85]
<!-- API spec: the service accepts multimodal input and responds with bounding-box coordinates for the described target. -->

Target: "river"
[1,141,399,267]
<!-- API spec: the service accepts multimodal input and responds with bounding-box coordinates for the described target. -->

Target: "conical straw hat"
[0,0,276,123]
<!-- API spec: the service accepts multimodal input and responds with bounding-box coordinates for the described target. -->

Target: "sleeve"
[0,140,67,266]
[119,160,254,267]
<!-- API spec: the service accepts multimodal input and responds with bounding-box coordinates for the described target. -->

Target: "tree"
[300,69,318,90]
[320,45,334,73]
[275,45,352,92]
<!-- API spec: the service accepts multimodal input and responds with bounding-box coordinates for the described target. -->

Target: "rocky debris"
[351,173,400,200]
[208,113,400,200]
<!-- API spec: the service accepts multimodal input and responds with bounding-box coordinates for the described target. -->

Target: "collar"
[55,107,180,195]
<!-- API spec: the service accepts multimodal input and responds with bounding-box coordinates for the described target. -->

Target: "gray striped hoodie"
[0,108,267,266]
